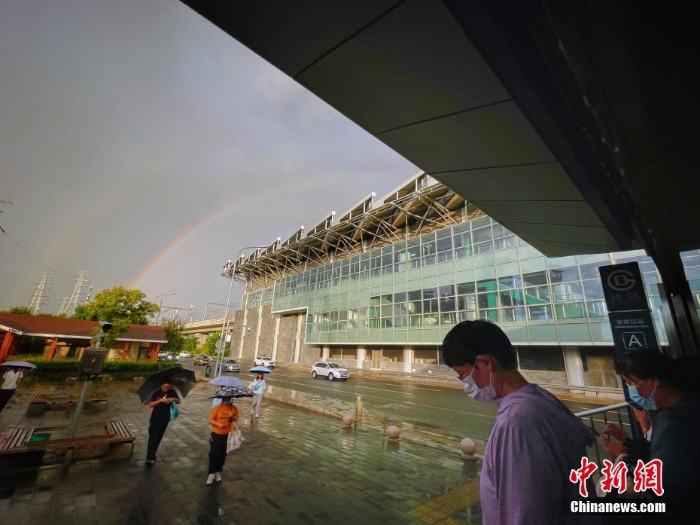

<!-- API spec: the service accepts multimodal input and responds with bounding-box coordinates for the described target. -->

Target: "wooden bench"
[0,420,135,463]
[27,393,108,416]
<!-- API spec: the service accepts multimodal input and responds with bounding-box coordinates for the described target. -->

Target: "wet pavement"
[0,378,482,525]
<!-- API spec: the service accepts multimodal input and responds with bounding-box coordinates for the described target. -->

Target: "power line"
[0,226,63,274]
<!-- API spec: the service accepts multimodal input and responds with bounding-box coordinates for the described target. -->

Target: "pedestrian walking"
[250,373,266,417]
[145,381,180,465]
[0,367,23,413]
[207,395,239,484]
[442,320,599,525]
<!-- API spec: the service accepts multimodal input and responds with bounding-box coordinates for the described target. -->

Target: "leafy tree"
[73,286,159,346]
[5,306,33,315]
[161,318,186,355]
[183,337,197,354]
[199,332,221,356]
[73,287,158,324]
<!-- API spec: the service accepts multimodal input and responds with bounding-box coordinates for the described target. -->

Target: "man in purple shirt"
[442,320,599,525]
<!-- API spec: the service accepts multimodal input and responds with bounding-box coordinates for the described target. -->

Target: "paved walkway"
[0,379,482,525]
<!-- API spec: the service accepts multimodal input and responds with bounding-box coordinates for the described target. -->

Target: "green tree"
[200,332,220,356]
[74,286,159,324]
[4,306,33,315]
[161,318,186,355]
[73,286,159,346]
[183,337,197,354]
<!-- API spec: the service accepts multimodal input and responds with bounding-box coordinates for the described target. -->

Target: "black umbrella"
[137,367,196,404]
[210,386,253,399]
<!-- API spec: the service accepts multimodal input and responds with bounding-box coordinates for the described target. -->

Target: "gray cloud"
[0,0,416,316]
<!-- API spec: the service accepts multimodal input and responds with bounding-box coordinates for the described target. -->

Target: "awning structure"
[181,1,700,355]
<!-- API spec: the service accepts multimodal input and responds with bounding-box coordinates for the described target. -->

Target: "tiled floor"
[0,380,481,525]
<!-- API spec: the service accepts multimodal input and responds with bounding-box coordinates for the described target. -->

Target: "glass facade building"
[248,218,700,345]
[239,175,700,388]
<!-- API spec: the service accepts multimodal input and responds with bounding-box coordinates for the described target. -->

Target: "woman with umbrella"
[250,371,267,418]
[207,387,240,484]
[0,361,35,413]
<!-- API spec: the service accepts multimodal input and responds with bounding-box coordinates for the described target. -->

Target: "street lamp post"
[154,292,177,325]
[214,245,268,377]
[159,304,194,322]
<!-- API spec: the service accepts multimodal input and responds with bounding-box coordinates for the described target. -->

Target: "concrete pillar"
[293,314,303,364]
[322,346,330,360]
[403,347,414,373]
[254,306,264,356]
[357,347,366,370]
[563,346,585,387]
[271,314,281,361]
[238,309,249,359]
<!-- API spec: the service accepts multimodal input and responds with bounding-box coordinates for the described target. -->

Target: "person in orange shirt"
[207,395,239,484]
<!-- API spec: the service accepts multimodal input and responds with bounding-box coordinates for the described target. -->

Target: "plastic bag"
[169,401,180,420]
[226,430,242,453]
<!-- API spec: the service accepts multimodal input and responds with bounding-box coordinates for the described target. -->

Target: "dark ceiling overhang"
[181,0,700,259]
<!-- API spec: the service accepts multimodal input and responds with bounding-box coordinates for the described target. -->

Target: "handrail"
[575,402,630,418]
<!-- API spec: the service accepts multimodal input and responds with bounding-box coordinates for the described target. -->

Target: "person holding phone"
[146,381,180,466]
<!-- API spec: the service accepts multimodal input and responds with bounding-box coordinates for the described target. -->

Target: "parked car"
[179,351,191,358]
[158,353,179,362]
[194,355,213,366]
[223,359,240,373]
[311,362,349,381]
[254,356,275,368]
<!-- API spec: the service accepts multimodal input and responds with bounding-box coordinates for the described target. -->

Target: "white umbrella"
[209,376,246,388]
[1,361,37,370]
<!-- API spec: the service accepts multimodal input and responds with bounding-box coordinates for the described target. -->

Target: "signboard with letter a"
[599,262,660,361]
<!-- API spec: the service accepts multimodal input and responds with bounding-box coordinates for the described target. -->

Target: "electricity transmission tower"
[57,296,70,316]
[28,272,52,314]
[62,271,90,316]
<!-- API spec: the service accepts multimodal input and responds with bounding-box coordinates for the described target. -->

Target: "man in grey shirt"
[442,320,599,525]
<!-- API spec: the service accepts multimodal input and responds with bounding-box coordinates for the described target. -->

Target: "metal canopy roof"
[181,0,699,259]
[233,173,469,288]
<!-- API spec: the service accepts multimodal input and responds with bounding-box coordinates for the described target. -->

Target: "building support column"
[357,347,366,370]
[0,332,17,360]
[254,306,264,357]
[403,347,414,373]
[271,314,281,362]
[322,346,330,360]
[563,346,585,387]
[293,314,303,364]
[238,309,249,359]
[121,342,130,361]
[45,338,58,360]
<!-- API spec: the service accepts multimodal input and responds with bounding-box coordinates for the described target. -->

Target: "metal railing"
[575,402,640,465]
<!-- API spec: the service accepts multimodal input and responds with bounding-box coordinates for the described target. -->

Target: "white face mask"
[460,366,497,402]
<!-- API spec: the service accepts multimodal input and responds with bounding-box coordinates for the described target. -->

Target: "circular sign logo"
[607,269,637,292]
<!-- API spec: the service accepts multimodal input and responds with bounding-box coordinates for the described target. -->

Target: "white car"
[179,351,191,358]
[311,362,349,381]
[254,356,275,368]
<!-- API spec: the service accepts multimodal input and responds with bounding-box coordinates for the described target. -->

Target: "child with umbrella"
[207,387,240,484]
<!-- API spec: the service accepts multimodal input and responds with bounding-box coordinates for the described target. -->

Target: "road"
[180,358,609,442]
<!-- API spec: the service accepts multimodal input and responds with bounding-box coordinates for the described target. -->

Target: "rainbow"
[128,175,325,289]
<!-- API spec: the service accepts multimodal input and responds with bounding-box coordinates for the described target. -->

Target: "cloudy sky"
[0,0,417,319]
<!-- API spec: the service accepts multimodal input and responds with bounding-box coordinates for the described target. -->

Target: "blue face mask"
[628,385,656,411]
